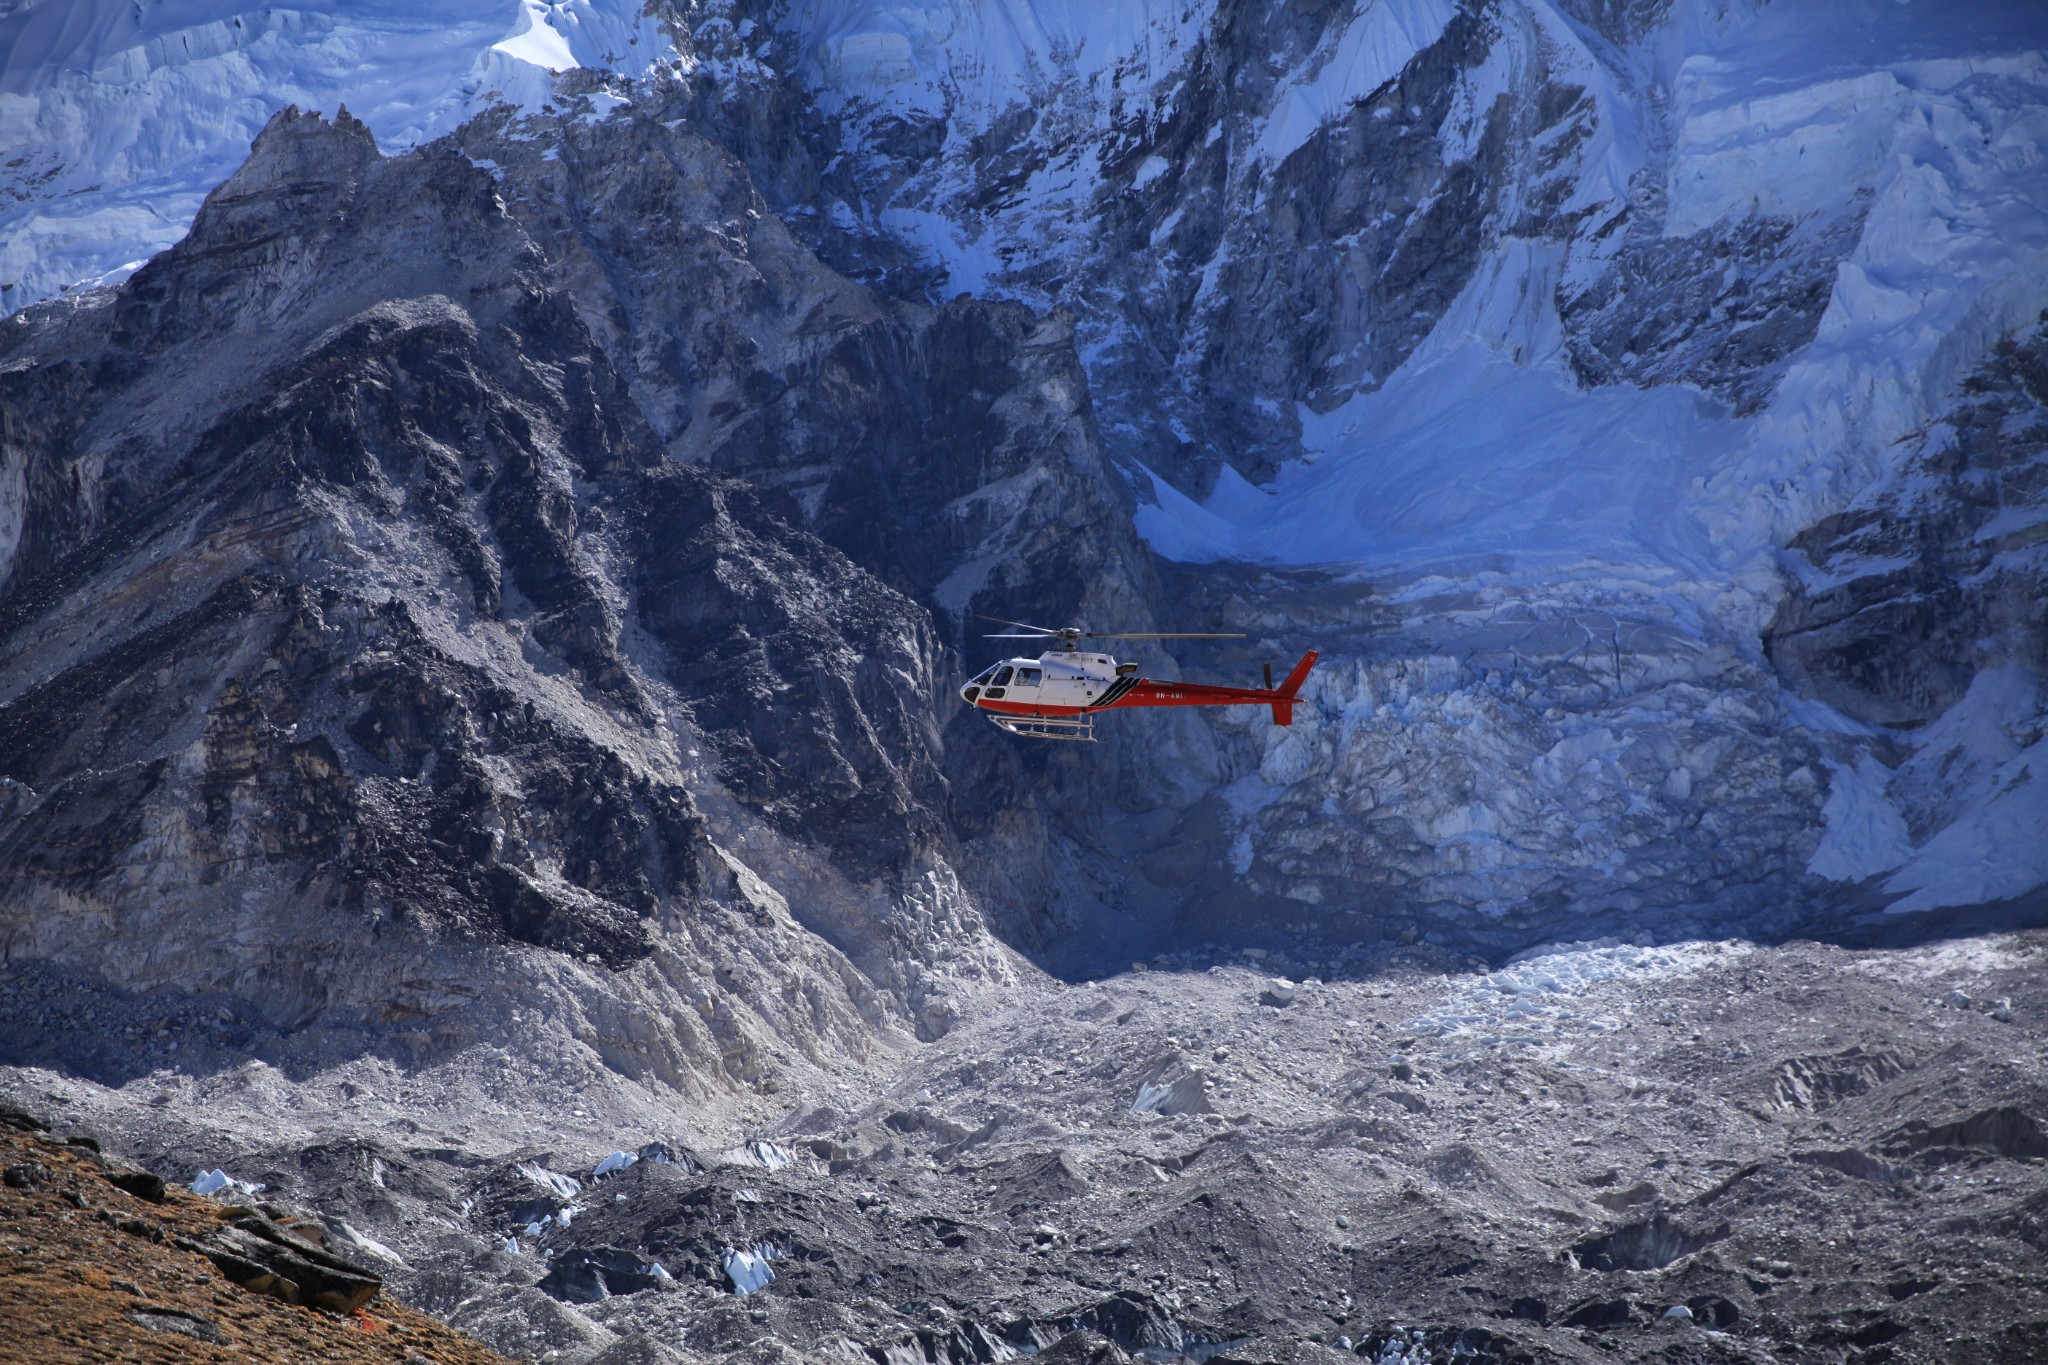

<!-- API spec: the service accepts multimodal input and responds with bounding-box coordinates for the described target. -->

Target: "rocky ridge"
[0,104,1013,1096]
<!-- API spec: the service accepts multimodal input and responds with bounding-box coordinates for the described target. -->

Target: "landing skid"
[987,712,1097,742]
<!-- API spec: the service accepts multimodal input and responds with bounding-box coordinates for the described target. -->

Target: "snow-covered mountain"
[746,0,2048,923]
[0,0,674,311]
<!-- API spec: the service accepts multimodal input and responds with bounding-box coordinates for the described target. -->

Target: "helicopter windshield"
[991,666,1014,687]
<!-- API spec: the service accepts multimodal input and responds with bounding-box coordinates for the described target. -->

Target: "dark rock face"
[540,1246,670,1303]
[0,116,688,966]
[1188,10,1514,424]
[1550,0,1676,46]
[102,1169,167,1203]
[432,98,1195,975]
[1561,205,1870,415]
[1767,317,2048,727]
[633,466,948,872]
[1570,1214,1727,1272]
[447,99,1156,645]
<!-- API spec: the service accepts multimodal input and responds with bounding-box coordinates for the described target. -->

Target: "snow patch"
[1808,755,1911,883]
[517,1161,582,1199]
[494,0,580,70]
[1885,668,2048,913]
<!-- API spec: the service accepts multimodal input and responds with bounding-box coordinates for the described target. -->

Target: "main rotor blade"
[976,613,1061,635]
[975,614,1246,640]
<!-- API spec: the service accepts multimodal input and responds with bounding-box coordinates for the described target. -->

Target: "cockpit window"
[991,666,1014,687]
[1016,668,1042,686]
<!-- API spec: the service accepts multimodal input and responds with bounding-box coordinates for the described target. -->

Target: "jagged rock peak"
[202,104,382,205]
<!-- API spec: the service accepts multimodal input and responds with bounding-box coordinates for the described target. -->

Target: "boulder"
[180,1210,381,1313]
[103,1170,167,1204]
[1259,979,1297,1008]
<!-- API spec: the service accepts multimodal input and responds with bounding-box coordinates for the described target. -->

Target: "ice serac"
[0,107,1003,1089]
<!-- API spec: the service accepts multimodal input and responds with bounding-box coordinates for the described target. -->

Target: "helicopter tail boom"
[1084,651,1320,725]
[1270,650,1319,726]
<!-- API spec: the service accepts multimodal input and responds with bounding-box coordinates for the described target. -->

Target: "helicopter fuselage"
[960,648,1318,738]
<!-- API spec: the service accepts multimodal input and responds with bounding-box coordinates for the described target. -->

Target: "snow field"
[1881,667,2048,913]
[1806,754,1913,885]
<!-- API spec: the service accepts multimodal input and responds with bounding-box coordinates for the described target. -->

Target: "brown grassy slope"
[0,1119,514,1365]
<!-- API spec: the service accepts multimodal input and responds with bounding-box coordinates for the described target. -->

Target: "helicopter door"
[983,665,1014,699]
[1013,667,1043,697]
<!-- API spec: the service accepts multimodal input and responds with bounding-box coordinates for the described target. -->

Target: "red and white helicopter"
[960,617,1319,742]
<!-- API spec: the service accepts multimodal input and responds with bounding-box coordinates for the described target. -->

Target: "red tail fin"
[1269,650,1318,725]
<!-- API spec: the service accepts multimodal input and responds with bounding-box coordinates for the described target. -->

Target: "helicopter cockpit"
[961,662,1043,706]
